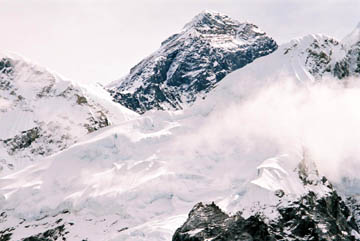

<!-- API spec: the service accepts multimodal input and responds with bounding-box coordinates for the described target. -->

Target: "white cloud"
[170,76,360,185]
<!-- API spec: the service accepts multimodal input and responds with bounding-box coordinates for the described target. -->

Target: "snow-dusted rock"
[0,53,137,174]
[108,10,277,114]
[173,153,360,241]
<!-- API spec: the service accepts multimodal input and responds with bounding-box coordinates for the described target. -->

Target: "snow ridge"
[0,53,137,175]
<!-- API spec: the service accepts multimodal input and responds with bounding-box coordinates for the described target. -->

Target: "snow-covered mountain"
[188,31,360,115]
[108,10,277,114]
[1,14,360,241]
[0,53,137,175]
[277,32,360,81]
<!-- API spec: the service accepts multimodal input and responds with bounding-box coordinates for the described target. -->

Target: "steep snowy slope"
[188,29,360,115]
[0,53,137,175]
[0,114,233,240]
[338,23,360,78]
[3,77,360,240]
[2,110,360,240]
[108,10,277,114]
[1,24,360,241]
[343,22,360,48]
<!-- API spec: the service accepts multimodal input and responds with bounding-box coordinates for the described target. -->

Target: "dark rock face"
[334,42,360,79]
[0,58,13,75]
[347,196,360,226]
[305,38,338,78]
[84,110,110,133]
[271,191,358,240]
[173,191,359,241]
[22,225,67,241]
[3,127,40,153]
[108,11,277,114]
[174,153,360,240]
[173,202,274,241]
[0,58,13,91]
[0,209,74,241]
[0,228,13,241]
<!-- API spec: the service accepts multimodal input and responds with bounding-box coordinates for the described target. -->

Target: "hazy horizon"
[0,0,359,85]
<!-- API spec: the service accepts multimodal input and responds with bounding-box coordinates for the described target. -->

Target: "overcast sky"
[0,0,359,84]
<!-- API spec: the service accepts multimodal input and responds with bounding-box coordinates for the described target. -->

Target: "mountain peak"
[108,11,277,114]
[183,10,240,33]
[0,53,136,174]
[187,10,230,22]
[195,9,222,18]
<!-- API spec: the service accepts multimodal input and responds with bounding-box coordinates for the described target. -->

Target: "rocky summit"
[173,182,360,241]
[172,151,360,240]
[107,10,277,114]
[172,202,274,241]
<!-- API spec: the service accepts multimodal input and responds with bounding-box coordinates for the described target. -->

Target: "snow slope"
[343,22,360,47]
[0,52,137,175]
[1,24,360,241]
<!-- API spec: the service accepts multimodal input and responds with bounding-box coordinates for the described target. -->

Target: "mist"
[167,76,360,188]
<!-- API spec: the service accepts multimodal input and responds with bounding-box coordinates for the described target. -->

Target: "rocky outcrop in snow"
[173,153,360,241]
[172,202,273,241]
[173,190,359,241]
[280,23,360,81]
[0,53,136,174]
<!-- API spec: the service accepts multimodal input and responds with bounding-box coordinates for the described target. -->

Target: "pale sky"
[0,0,359,85]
